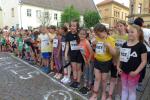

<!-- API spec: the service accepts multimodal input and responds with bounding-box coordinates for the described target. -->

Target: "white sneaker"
[63,77,71,84]
[61,76,67,83]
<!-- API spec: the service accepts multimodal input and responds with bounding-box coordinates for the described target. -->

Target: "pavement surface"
[0,52,87,100]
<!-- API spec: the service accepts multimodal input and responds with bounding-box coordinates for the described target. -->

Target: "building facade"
[128,0,150,27]
[0,0,97,29]
[97,0,129,28]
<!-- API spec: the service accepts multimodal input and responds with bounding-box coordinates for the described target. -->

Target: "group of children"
[0,17,150,100]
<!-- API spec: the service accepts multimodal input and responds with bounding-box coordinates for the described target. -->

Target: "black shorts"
[110,64,118,78]
[94,59,112,73]
[69,50,84,63]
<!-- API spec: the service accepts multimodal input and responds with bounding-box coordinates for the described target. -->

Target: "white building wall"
[1,0,19,28]
[20,4,62,29]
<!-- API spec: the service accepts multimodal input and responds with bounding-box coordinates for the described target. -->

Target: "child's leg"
[128,74,140,100]
[77,63,82,83]
[101,73,108,100]
[90,68,101,99]
[121,73,128,100]
[83,64,89,87]
[71,62,77,81]
[88,63,94,88]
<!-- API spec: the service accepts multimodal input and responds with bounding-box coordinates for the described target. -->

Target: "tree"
[83,10,100,28]
[61,5,80,25]
[38,10,52,26]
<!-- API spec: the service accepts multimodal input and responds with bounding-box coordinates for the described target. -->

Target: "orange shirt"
[79,39,93,63]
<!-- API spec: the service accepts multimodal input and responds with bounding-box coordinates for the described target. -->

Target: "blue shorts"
[41,52,51,59]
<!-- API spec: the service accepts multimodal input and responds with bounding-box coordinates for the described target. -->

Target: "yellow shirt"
[111,33,128,62]
[95,36,115,62]
[112,33,128,49]
[48,33,56,52]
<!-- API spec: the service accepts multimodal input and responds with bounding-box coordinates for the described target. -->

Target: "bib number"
[53,39,58,48]
[120,48,131,62]
[70,40,78,50]
[95,42,106,54]
[62,42,66,51]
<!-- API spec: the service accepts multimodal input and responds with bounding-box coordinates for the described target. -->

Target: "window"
[11,8,15,17]
[27,9,31,16]
[114,11,116,17]
[118,12,120,18]
[44,12,49,18]
[131,4,134,15]
[122,12,124,19]
[54,13,57,20]
[138,3,142,14]
[36,10,41,18]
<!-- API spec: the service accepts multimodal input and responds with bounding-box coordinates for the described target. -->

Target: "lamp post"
[19,0,23,28]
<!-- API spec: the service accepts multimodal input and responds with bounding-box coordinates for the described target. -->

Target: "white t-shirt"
[38,33,51,52]
[143,28,150,52]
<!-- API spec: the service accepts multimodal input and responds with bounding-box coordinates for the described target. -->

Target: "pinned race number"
[116,39,126,49]
[62,42,66,51]
[70,40,78,50]
[95,42,106,54]
[53,39,58,48]
[120,48,131,62]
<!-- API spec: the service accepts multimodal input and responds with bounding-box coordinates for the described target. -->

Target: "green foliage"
[83,10,100,28]
[61,5,80,25]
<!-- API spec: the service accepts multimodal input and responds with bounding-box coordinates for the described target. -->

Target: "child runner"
[65,20,84,89]
[38,27,51,74]
[90,23,116,100]
[53,28,62,79]
[108,21,128,100]
[17,34,24,58]
[60,26,71,84]
[117,24,147,100]
[134,17,150,92]
[78,28,94,95]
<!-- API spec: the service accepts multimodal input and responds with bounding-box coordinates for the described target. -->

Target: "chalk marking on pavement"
[11,54,88,100]
[43,90,72,100]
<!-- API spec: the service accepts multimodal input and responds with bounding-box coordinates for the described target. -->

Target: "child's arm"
[105,42,116,57]
[87,41,94,64]
[130,53,147,77]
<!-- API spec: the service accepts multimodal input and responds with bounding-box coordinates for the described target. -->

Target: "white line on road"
[11,54,88,100]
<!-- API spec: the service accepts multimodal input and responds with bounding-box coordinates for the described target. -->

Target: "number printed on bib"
[120,48,131,62]
[62,42,66,51]
[19,42,23,46]
[53,39,58,48]
[95,42,106,54]
[70,40,78,50]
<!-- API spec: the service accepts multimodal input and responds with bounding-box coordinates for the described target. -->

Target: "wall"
[1,0,19,28]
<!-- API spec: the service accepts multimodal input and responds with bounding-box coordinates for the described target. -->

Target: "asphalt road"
[0,53,87,100]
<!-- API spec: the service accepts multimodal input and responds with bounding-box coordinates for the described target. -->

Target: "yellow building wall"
[97,3,129,28]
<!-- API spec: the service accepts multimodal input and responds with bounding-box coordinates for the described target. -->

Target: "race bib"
[70,40,78,50]
[95,42,106,54]
[120,48,131,62]
[25,44,29,48]
[80,47,85,55]
[42,40,49,47]
[61,42,66,51]
[116,39,126,49]
[53,39,58,48]
[19,41,23,47]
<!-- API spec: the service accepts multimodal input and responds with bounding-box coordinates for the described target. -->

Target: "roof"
[97,0,129,10]
[20,0,97,14]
